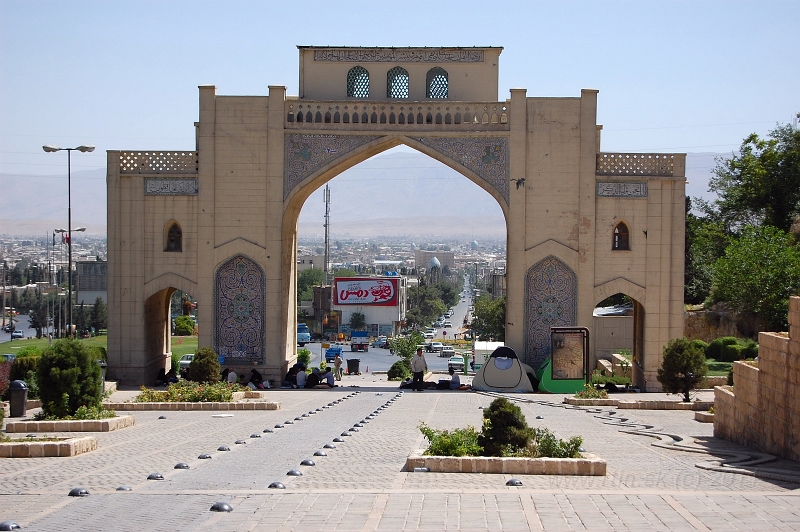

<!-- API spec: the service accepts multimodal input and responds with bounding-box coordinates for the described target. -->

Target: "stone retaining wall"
[406,450,606,475]
[714,296,800,462]
[5,415,136,433]
[103,401,280,411]
[0,436,97,458]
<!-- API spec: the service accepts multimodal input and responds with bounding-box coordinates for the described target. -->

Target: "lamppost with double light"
[43,145,94,336]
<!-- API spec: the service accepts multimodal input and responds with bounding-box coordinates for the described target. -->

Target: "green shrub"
[727,367,734,386]
[188,347,220,383]
[657,337,707,402]
[35,405,116,421]
[720,343,746,363]
[16,346,43,358]
[297,348,311,367]
[135,380,242,402]
[590,372,631,386]
[174,315,195,336]
[10,353,41,382]
[530,428,583,458]
[478,397,535,457]
[419,423,481,456]
[740,339,759,359]
[575,383,608,399]
[89,345,108,362]
[387,360,411,381]
[0,361,10,399]
[24,370,40,400]
[707,337,739,360]
[689,339,709,354]
[37,339,103,418]
[171,351,181,372]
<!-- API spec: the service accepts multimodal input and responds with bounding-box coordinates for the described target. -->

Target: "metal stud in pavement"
[250,433,261,438]
[323,443,336,449]
[354,423,363,427]
[274,424,283,428]
[210,502,233,512]
[147,473,164,480]
[340,432,351,437]
[0,521,21,530]
[294,416,303,420]
[314,450,327,456]
[333,437,344,443]
[235,440,246,445]
[302,413,309,417]
[158,415,167,419]
[198,454,212,459]
[284,420,293,424]
[268,482,285,489]
[506,478,523,486]
[68,487,90,497]
[263,428,274,433]
[315,408,322,411]
[348,427,358,432]
[218,446,231,451]
[174,463,190,469]
[116,486,132,491]
[535,415,543,419]
[300,459,315,466]
[286,469,303,476]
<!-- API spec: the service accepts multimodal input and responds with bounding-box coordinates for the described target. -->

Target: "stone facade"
[714,296,800,462]
[106,46,686,387]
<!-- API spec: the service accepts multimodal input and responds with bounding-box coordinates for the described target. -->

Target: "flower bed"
[0,436,97,458]
[406,449,606,475]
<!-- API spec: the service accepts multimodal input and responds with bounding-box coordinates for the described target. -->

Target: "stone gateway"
[107,46,685,390]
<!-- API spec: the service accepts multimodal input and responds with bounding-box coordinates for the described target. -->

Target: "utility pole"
[323,184,332,310]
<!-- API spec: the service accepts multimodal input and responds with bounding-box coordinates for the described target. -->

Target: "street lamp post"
[44,145,94,337]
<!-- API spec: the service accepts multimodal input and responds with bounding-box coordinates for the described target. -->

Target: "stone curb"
[563,398,619,406]
[0,436,97,458]
[406,450,606,475]
[5,415,136,433]
[102,401,280,411]
[695,411,714,423]
[563,398,714,410]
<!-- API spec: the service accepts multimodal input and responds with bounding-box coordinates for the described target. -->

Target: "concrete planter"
[103,401,280,411]
[0,436,98,458]
[563,398,618,406]
[406,450,606,475]
[5,415,136,433]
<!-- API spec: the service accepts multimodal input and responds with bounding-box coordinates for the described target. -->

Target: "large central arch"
[106,46,687,390]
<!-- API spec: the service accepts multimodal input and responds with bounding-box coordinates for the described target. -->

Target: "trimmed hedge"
[10,354,40,383]
[707,337,739,361]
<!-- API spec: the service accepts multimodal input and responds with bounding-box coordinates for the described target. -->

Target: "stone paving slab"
[1,380,799,531]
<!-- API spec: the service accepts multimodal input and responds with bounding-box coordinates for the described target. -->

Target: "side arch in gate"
[524,255,577,369]
[214,254,266,365]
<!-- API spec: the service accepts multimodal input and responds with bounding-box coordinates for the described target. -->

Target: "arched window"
[387,66,409,98]
[613,223,630,250]
[426,67,448,98]
[347,66,370,98]
[165,222,182,252]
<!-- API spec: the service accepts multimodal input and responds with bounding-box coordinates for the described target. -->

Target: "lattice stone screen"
[119,152,198,175]
[347,66,370,98]
[596,153,674,176]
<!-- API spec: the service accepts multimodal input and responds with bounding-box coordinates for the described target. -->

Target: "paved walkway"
[2,376,799,531]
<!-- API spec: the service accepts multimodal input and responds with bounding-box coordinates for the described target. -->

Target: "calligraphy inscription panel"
[314,49,484,63]
[144,178,198,196]
[596,182,648,198]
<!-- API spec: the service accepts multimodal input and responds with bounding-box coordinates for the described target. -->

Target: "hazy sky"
[1,0,797,190]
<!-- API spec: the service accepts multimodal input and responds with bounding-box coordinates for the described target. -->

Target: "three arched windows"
[346,66,449,99]
[613,222,629,251]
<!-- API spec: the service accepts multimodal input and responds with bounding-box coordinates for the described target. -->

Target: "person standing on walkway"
[411,347,428,391]
[334,354,344,381]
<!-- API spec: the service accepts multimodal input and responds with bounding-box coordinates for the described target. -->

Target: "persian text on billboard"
[335,278,397,306]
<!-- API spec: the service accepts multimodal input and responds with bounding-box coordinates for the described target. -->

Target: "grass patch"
[2,335,198,358]
[706,359,733,376]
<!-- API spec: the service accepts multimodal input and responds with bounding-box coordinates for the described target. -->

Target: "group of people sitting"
[221,367,269,389]
[283,363,337,388]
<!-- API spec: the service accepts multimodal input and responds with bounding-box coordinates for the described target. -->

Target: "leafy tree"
[37,338,103,418]
[348,310,366,331]
[656,338,707,402]
[390,331,424,370]
[470,295,506,341]
[333,268,359,278]
[478,397,535,457]
[709,119,800,233]
[685,198,731,304]
[711,225,800,331]
[188,347,221,383]
[90,297,107,332]
[297,267,323,303]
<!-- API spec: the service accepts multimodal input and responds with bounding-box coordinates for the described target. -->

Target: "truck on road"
[350,330,369,352]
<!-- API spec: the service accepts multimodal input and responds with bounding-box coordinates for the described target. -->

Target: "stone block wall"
[714,296,800,461]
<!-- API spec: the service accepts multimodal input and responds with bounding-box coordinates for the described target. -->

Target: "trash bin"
[346,358,360,375]
[9,380,28,417]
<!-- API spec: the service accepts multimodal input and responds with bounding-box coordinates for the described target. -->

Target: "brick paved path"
[2,378,799,531]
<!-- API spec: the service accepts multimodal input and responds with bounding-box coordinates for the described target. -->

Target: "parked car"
[448,355,465,372]
[423,331,434,339]
[371,336,387,348]
[11,330,24,339]
[178,354,195,370]
[430,341,443,354]
[443,321,453,328]
[441,345,455,357]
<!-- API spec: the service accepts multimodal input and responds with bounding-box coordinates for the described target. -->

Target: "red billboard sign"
[334,277,398,306]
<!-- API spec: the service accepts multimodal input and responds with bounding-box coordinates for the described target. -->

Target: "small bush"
[478,397,535,457]
[25,370,40,400]
[419,423,481,456]
[590,372,631,386]
[35,405,116,421]
[174,315,195,336]
[530,428,583,458]
[689,339,709,354]
[657,338,707,402]
[727,367,734,386]
[10,353,41,382]
[575,383,608,399]
[387,360,411,381]
[37,339,103,418]
[136,381,243,402]
[170,352,181,372]
[188,347,221,383]
[0,361,10,398]
[707,337,739,361]
[740,339,759,359]
[297,348,311,367]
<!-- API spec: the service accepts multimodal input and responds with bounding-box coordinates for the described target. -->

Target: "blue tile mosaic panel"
[409,136,509,204]
[214,255,266,364]
[524,256,577,369]
[284,134,380,199]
